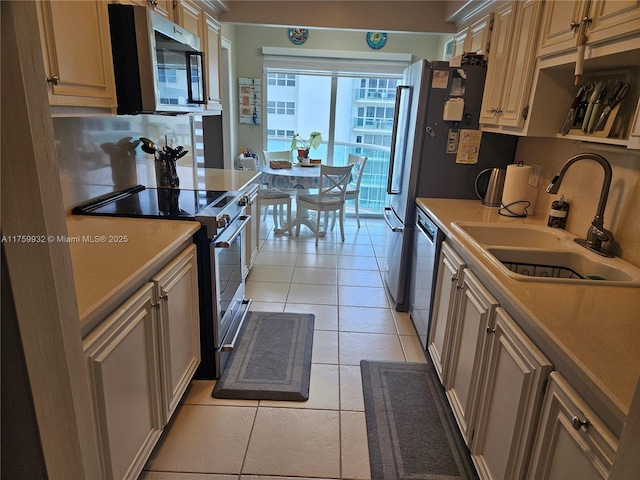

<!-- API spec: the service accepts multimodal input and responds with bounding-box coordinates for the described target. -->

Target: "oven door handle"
[221,299,252,351]
[214,215,251,248]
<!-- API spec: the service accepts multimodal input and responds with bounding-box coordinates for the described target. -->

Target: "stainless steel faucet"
[546,152,614,257]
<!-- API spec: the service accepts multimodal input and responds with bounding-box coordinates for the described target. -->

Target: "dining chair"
[241,157,291,229]
[295,164,354,246]
[263,150,292,164]
[327,154,368,230]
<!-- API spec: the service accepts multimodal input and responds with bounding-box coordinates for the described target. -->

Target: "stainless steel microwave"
[108,4,206,115]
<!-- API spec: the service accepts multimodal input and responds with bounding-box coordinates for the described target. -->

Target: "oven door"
[211,214,252,377]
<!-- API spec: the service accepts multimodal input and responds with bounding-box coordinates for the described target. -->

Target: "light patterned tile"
[339,306,397,334]
[254,251,298,267]
[339,332,405,365]
[144,405,256,474]
[338,256,380,271]
[284,303,338,331]
[296,253,338,268]
[340,365,365,412]
[247,264,294,283]
[242,408,340,478]
[292,266,337,285]
[245,282,290,303]
[249,301,285,313]
[311,330,339,364]
[141,472,238,480]
[400,335,428,363]
[337,269,383,288]
[288,283,337,305]
[338,286,389,308]
[341,411,371,480]
[182,380,258,407]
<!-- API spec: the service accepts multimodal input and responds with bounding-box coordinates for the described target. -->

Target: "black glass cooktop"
[72,185,227,219]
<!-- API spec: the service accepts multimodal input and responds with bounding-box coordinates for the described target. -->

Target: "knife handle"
[582,103,595,132]
[588,103,602,133]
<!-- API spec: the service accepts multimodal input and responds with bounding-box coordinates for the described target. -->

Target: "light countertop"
[66,215,200,336]
[417,198,640,436]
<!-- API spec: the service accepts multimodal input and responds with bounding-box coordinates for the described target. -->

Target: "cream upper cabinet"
[480,0,544,128]
[177,0,222,112]
[587,0,640,45]
[427,241,465,384]
[471,307,553,480]
[538,0,640,57]
[36,0,116,109]
[452,12,493,57]
[537,0,588,57]
[527,372,618,480]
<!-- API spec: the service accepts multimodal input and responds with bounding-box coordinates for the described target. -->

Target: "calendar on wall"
[239,78,261,125]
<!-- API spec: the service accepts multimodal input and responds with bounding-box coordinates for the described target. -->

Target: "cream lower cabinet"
[527,372,618,480]
[471,307,553,480]
[84,245,200,479]
[243,182,260,276]
[445,268,499,444]
[427,241,465,383]
[84,284,163,480]
[152,244,200,423]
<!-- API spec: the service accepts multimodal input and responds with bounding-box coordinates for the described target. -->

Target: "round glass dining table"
[256,164,334,235]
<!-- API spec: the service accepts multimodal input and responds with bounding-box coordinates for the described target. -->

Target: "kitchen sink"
[452,222,570,249]
[451,221,640,287]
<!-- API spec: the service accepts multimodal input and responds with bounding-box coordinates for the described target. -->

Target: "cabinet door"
[178,0,204,37]
[427,241,465,384]
[587,0,640,45]
[153,245,200,423]
[537,0,588,57]
[494,0,543,128]
[150,0,175,20]
[205,12,222,110]
[445,268,498,444]
[479,2,515,125]
[452,28,468,57]
[36,0,116,108]
[84,284,163,480]
[468,13,493,56]
[471,308,553,480]
[244,183,260,276]
[527,372,618,480]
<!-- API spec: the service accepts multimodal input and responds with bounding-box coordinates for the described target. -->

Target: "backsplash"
[514,137,639,267]
[53,115,194,211]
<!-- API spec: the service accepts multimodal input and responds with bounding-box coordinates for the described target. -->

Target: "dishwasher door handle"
[383,206,404,233]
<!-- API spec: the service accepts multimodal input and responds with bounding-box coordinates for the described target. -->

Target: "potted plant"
[290,132,322,160]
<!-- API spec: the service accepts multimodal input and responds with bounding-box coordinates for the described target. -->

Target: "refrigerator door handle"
[383,206,404,232]
[387,85,411,195]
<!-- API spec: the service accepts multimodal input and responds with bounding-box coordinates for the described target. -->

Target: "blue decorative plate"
[366,32,387,50]
[289,28,309,45]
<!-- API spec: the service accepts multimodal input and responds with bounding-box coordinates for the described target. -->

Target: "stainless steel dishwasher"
[409,208,444,349]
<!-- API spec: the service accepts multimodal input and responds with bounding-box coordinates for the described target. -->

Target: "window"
[267,101,295,115]
[267,129,295,139]
[267,73,296,87]
[354,106,395,130]
[158,68,177,84]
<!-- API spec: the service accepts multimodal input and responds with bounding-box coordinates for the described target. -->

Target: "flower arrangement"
[290,131,322,158]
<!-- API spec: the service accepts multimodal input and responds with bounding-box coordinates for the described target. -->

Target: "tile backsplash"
[54,115,194,211]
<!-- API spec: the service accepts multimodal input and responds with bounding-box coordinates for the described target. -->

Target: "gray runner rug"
[212,311,314,401]
[360,360,479,480]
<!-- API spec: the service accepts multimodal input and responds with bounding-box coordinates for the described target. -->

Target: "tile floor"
[141,213,427,480]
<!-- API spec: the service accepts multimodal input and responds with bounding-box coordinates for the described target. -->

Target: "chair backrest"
[263,150,292,162]
[319,164,353,202]
[241,157,258,171]
[347,154,368,190]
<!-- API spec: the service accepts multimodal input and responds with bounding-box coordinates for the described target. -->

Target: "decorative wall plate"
[289,28,309,45]
[366,32,387,50]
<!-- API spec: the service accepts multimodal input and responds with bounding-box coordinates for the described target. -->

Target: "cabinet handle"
[152,301,161,309]
[490,107,496,113]
[46,76,60,86]
[451,275,458,283]
[569,20,580,30]
[495,108,503,114]
[571,415,589,431]
[160,293,169,301]
[486,326,496,334]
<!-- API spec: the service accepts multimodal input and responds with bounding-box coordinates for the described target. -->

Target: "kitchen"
[2,1,639,479]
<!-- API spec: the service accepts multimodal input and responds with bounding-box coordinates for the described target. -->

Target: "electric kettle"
[475,168,506,207]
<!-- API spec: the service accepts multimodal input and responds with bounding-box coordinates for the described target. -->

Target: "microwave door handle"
[186,51,207,104]
[387,85,411,195]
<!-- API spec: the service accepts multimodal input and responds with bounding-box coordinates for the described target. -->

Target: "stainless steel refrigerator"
[383,60,518,311]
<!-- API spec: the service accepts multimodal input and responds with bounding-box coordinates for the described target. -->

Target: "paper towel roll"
[500,163,531,217]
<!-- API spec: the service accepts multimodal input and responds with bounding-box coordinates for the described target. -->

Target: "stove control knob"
[238,195,250,206]
[216,214,230,228]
